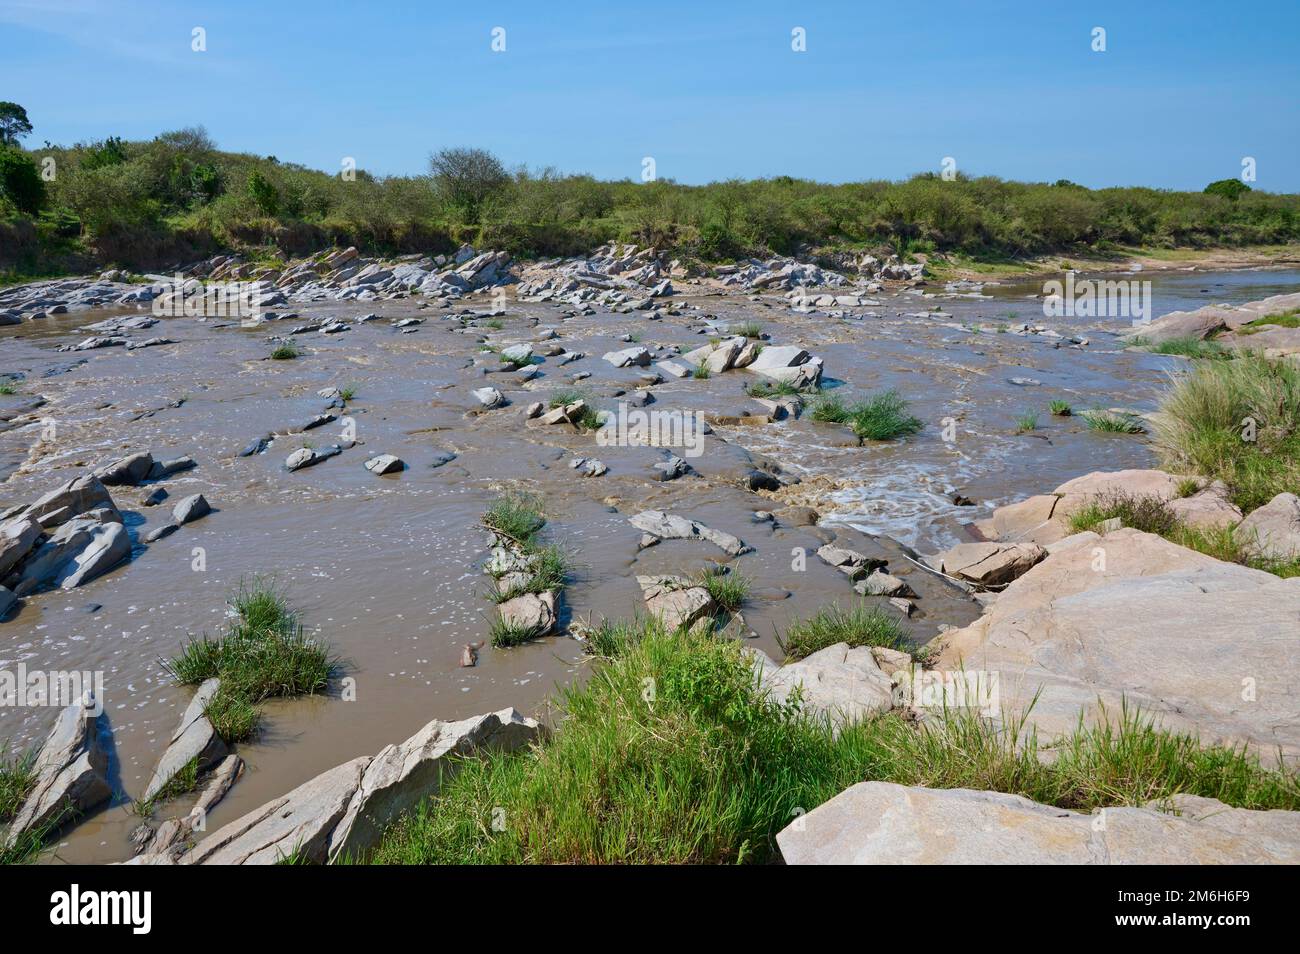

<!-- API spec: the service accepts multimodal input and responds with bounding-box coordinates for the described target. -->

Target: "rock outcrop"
[142,679,228,802]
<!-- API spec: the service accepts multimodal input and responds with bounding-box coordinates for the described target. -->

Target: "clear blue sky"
[3,0,1297,191]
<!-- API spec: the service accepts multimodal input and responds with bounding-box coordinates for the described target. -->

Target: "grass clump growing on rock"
[1152,351,1300,513]
[164,578,336,743]
[1067,491,1181,537]
[698,565,751,613]
[745,379,804,399]
[0,745,35,825]
[1015,412,1039,434]
[1141,336,1229,359]
[731,321,764,339]
[1049,399,1072,416]
[269,343,299,360]
[1238,307,1300,333]
[483,492,547,548]
[778,602,908,661]
[692,364,711,380]
[362,622,1300,865]
[0,382,17,396]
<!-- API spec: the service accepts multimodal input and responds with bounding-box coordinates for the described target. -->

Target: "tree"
[0,102,32,146]
[247,170,279,215]
[0,148,46,214]
[1204,178,1252,201]
[428,147,508,221]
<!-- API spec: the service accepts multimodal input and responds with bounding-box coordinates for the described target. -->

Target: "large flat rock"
[936,528,1300,760]
[777,782,1300,864]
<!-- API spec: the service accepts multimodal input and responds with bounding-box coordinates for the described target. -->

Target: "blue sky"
[3,0,1297,190]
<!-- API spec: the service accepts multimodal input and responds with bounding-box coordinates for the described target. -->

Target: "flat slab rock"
[749,642,897,727]
[142,678,227,802]
[3,696,111,848]
[937,528,1300,760]
[628,510,749,556]
[777,782,1300,864]
[168,707,538,865]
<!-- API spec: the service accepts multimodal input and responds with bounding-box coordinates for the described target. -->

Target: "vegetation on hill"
[2,108,1299,276]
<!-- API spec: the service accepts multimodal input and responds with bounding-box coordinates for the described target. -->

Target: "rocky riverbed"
[2,246,1298,863]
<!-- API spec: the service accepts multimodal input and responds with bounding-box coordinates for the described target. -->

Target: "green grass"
[778,602,908,661]
[1152,351,1300,513]
[546,389,601,430]
[483,492,546,548]
[135,756,201,814]
[0,382,17,396]
[489,544,569,603]
[480,318,504,330]
[0,745,43,864]
[745,379,803,399]
[1175,477,1201,498]
[1015,412,1039,434]
[338,385,357,401]
[698,566,751,613]
[269,343,299,360]
[500,353,534,371]
[1049,399,1072,416]
[692,364,711,380]
[1140,336,1229,359]
[360,621,1300,865]
[730,321,764,339]
[488,615,542,648]
[163,578,336,743]
[1238,307,1300,334]
[1067,492,1181,537]
[1082,409,1146,434]
[810,390,922,440]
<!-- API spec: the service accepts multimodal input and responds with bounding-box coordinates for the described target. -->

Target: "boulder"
[145,755,244,858]
[327,708,540,861]
[637,575,716,630]
[972,494,1064,544]
[500,343,533,364]
[0,516,42,578]
[94,452,155,487]
[1166,480,1243,530]
[935,541,1045,586]
[14,517,129,594]
[0,585,15,618]
[58,522,130,590]
[497,591,556,637]
[602,346,652,368]
[1237,492,1300,561]
[172,493,211,525]
[363,454,405,475]
[3,695,111,848]
[936,529,1300,760]
[22,475,115,528]
[777,782,1300,864]
[142,679,228,802]
[854,570,915,598]
[471,386,506,409]
[755,643,895,727]
[285,445,342,471]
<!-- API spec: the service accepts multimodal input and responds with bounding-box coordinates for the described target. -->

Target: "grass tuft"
[1049,399,1072,416]
[1015,412,1039,433]
[698,566,751,613]
[1082,409,1146,434]
[1141,336,1229,359]
[778,602,908,661]
[269,343,299,360]
[811,390,922,440]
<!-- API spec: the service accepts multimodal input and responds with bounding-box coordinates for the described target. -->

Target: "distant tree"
[1204,178,1252,201]
[81,136,129,170]
[428,147,508,221]
[247,170,279,215]
[0,148,46,214]
[0,102,32,146]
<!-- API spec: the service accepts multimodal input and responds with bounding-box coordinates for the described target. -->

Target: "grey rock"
[143,679,228,802]
[628,510,749,555]
[1237,492,1300,561]
[364,454,405,475]
[22,475,115,528]
[172,493,211,525]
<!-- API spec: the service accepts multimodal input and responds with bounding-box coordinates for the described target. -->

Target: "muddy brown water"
[2,266,1297,863]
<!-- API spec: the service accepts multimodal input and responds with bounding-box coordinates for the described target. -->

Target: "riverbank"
[1,250,1298,863]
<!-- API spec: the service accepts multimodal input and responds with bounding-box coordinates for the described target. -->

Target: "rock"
[524,402,543,419]
[471,386,507,409]
[57,522,130,589]
[364,454,405,475]
[0,585,15,618]
[538,400,586,426]
[181,756,371,865]
[774,506,819,527]
[147,456,196,480]
[973,494,1063,544]
[0,515,41,578]
[1237,492,1300,561]
[238,434,272,457]
[22,475,115,528]
[139,486,169,507]
[144,523,179,543]
[497,591,556,638]
[937,528,1300,759]
[704,337,745,373]
[3,695,111,849]
[637,575,716,630]
[815,544,885,579]
[854,570,915,598]
[602,346,652,368]
[628,510,749,555]
[327,708,541,861]
[656,360,691,378]
[94,451,155,486]
[285,445,341,471]
[146,755,244,858]
[143,679,228,802]
[1166,480,1243,530]
[15,517,130,594]
[936,541,1046,586]
[777,782,1300,864]
[500,343,533,364]
[172,493,211,525]
[756,643,895,727]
